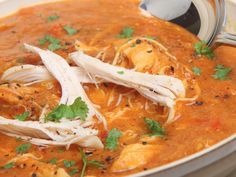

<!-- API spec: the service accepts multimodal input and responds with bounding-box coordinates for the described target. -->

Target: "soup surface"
[0,0,236,177]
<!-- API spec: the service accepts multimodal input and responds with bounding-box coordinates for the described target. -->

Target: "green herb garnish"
[3,162,14,169]
[144,36,156,40]
[46,97,88,122]
[63,160,76,168]
[48,158,57,165]
[88,160,104,168]
[194,41,215,59]
[39,35,62,51]
[69,169,79,176]
[144,117,165,137]
[105,128,122,150]
[16,143,31,154]
[212,64,232,80]
[80,148,104,177]
[47,15,59,22]
[63,25,78,35]
[117,27,134,39]
[14,111,29,121]
[192,67,202,76]
[117,71,124,75]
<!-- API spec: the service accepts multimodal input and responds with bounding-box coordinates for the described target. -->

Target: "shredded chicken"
[70,51,186,122]
[111,144,160,172]
[1,65,95,86]
[0,44,107,149]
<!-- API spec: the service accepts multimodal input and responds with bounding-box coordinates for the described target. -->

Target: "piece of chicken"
[3,153,70,177]
[111,143,160,172]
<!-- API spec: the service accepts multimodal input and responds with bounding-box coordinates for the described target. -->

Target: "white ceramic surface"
[0,1,236,177]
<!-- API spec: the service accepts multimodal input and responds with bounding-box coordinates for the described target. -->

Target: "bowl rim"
[0,0,236,176]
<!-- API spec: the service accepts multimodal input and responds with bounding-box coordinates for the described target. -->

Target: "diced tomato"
[100,131,108,140]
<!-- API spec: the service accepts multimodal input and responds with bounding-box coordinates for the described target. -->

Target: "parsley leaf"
[212,64,232,80]
[117,71,124,75]
[79,148,104,177]
[144,117,165,137]
[48,43,62,51]
[3,162,14,169]
[80,149,87,177]
[194,41,215,59]
[16,143,31,154]
[88,160,104,168]
[105,128,122,150]
[144,36,156,40]
[14,111,29,121]
[192,67,202,76]
[46,97,88,122]
[63,160,76,168]
[117,27,134,39]
[48,158,57,164]
[69,169,79,176]
[38,35,62,51]
[63,25,78,35]
[47,15,59,22]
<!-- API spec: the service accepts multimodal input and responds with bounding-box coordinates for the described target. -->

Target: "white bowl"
[0,1,236,177]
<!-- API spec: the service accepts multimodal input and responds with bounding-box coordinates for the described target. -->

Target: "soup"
[0,0,236,177]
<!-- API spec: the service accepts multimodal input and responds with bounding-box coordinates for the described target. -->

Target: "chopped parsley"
[46,97,89,122]
[144,36,156,40]
[63,160,76,168]
[88,160,104,168]
[194,41,215,59]
[47,15,60,22]
[192,67,202,76]
[69,169,79,176]
[105,128,122,150]
[39,35,62,51]
[14,111,29,121]
[63,25,78,35]
[117,27,134,39]
[3,162,14,169]
[16,143,31,154]
[144,117,165,137]
[212,64,232,80]
[117,71,124,75]
[48,158,57,164]
[80,148,104,177]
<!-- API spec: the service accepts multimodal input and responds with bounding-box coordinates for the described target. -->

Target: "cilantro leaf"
[48,43,63,51]
[46,97,88,122]
[69,169,79,176]
[194,41,215,59]
[3,162,14,169]
[117,27,134,39]
[48,158,57,164]
[38,35,62,51]
[117,71,124,75]
[63,25,78,35]
[192,67,202,76]
[16,143,31,154]
[79,148,104,177]
[47,15,59,22]
[212,64,232,80]
[144,117,165,137]
[14,111,29,121]
[105,128,122,150]
[80,148,87,177]
[88,160,104,168]
[63,160,76,168]
[144,36,156,40]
